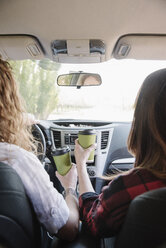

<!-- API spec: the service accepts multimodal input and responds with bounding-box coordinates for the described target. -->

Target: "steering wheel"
[31,124,46,164]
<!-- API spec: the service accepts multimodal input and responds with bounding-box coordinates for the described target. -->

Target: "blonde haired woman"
[74,68,166,237]
[0,58,79,241]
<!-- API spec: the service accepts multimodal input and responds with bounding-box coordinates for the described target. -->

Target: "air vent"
[52,130,61,148]
[101,131,109,149]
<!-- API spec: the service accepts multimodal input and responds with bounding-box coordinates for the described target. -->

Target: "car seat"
[115,187,166,248]
[0,162,41,248]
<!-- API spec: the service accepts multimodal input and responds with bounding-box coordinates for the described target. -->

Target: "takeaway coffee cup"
[52,146,72,176]
[78,129,96,163]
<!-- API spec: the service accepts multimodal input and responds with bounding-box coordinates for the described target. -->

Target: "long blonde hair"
[128,68,166,179]
[0,58,35,152]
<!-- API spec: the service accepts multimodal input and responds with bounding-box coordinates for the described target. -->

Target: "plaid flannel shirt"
[79,168,166,238]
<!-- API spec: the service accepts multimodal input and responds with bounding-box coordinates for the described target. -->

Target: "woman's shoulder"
[114,167,153,179]
[0,142,44,179]
[109,167,155,188]
[0,142,39,164]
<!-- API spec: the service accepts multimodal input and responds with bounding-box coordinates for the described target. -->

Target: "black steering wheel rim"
[32,124,46,164]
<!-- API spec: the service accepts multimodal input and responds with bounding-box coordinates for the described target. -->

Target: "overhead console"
[51,39,105,63]
[113,34,166,60]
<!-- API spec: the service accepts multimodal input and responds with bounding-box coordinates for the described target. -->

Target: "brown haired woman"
[74,68,166,237]
[0,58,79,241]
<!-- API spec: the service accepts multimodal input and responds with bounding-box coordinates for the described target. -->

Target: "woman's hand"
[23,113,38,126]
[74,139,95,195]
[74,139,96,167]
[56,163,77,190]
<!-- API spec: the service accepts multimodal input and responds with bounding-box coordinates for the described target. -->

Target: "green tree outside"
[9,59,60,119]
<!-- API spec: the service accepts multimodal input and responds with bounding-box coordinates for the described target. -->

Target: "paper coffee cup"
[78,129,96,163]
[52,146,72,176]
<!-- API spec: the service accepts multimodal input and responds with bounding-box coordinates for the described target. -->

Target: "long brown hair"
[128,68,166,179]
[0,58,35,152]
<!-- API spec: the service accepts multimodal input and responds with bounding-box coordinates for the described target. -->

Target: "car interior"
[0,0,166,247]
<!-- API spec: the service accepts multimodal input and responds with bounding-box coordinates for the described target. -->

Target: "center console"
[50,120,114,178]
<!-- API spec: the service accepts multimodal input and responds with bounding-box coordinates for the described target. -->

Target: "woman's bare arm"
[56,165,79,241]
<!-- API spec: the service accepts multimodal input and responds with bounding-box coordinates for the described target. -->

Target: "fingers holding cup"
[78,129,96,163]
[56,163,77,190]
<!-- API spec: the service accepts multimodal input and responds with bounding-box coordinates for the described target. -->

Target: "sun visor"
[51,39,105,63]
[0,35,45,60]
[113,35,166,60]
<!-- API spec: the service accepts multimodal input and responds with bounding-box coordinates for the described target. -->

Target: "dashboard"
[37,119,134,193]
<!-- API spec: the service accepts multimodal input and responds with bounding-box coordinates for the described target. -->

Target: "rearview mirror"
[57,72,102,88]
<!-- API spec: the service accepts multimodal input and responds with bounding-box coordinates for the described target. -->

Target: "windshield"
[9,59,166,122]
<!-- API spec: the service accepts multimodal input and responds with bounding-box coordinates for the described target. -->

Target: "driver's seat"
[0,162,41,248]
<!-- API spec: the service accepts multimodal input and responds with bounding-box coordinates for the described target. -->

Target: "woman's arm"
[74,139,95,195]
[7,145,79,241]
[74,139,130,238]
[78,176,132,238]
[74,142,151,238]
[57,192,79,241]
[56,164,79,241]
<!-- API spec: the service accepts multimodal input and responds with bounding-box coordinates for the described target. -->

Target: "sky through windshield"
[48,59,166,121]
